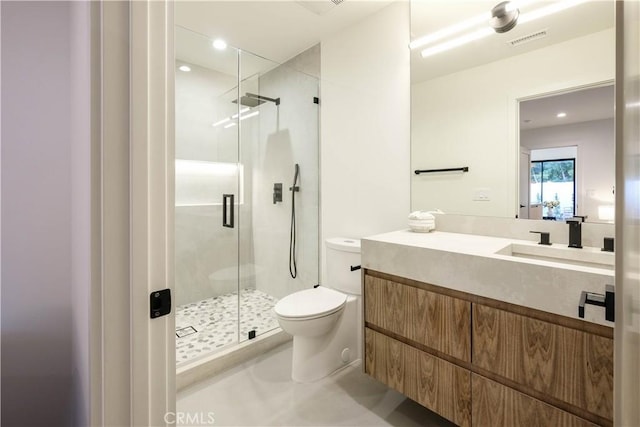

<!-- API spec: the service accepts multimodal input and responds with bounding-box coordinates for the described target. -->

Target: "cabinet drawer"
[364,274,471,362]
[472,304,613,421]
[472,374,597,427]
[365,328,471,427]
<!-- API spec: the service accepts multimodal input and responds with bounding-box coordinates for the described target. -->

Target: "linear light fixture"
[409,12,491,50]
[421,27,494,58]
[415,0,586,58]
[175,159,239,176]
[518,0,587,26]
[410,0,535,50]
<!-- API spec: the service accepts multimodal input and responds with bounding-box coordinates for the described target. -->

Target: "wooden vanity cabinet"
[364,274,471,361]
[364,273,473,426]
[472,374,597,427]
[365,328,472,427]
[363,270,613,427]
[472,303,613,424]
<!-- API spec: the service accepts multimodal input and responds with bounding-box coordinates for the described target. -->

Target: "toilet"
[274,237,362,382]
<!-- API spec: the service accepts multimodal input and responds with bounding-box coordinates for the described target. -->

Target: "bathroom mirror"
[410,0,615,223]
[518,84,614,222]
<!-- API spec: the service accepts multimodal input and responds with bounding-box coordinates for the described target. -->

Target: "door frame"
[518,147,530,219]
[614,1,640,425]
[96,1,175,425]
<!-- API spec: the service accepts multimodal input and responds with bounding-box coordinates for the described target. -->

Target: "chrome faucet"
[567,216,586,248]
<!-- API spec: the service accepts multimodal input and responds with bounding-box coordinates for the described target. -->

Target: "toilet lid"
[275,286,347,319]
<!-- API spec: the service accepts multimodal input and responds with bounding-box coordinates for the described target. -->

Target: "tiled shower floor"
[175,288,280,365]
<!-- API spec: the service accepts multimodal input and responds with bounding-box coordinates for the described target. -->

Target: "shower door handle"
[222,194,234,228]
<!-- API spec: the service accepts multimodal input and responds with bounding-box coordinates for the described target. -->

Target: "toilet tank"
[326,237,361,295]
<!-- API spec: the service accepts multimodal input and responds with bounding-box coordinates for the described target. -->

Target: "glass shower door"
[174,26,241,365]
[174,26,320,364]
[237,49,320,343]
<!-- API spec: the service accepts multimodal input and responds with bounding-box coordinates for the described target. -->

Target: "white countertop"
[362,229,614,327]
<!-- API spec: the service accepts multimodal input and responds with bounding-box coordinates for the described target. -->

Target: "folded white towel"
[408,211,435,220]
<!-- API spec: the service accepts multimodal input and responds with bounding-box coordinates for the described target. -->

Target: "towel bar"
[414,167,469,175]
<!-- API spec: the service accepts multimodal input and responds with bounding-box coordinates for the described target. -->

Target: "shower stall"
[174,27,320,367]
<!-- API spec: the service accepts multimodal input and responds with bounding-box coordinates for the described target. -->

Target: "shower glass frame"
[174,26,320,367]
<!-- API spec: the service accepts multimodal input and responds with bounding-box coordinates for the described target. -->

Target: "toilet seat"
[275,286,346,320]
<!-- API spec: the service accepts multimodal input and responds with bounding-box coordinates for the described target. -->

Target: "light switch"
[473,188,491,201]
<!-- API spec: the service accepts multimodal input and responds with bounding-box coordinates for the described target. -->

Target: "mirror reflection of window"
[519,84,614,223]
[530,156,575,220]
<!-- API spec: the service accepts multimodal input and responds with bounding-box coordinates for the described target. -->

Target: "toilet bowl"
[274,238,361,382]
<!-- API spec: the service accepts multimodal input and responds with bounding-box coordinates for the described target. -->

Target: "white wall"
[1,2,73,425]
[411,28,615,218]
[69,2,95,426]
[320,1,410,281]
[522,119,615,222]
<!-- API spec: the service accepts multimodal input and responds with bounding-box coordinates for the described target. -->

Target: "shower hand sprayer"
[289,164,300,279]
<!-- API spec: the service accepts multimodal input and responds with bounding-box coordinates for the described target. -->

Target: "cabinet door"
[472,374,597,427]
[472,304,613,421]
[364,274,471,362]
[365,328,472,427]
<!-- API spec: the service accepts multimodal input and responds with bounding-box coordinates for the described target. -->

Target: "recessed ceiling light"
[178,65,191,72]
[557,112,567,118]
[212,39,227,50]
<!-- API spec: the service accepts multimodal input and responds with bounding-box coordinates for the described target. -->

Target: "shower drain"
[176,326,197,338]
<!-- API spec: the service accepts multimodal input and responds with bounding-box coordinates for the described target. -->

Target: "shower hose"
[289,164,299,279]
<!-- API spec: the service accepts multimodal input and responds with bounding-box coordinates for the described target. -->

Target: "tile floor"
[176,289,280,365]
[177,341,455,427]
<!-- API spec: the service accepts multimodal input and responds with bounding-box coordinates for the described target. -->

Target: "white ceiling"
[410,0,615,83]
[174,0,616,129]
[520,84,614,131]
[175,0,394,66]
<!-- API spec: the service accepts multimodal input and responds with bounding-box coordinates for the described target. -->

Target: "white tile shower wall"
[175,63,235,162]
[320,2,410,283]
[247,45,320,300]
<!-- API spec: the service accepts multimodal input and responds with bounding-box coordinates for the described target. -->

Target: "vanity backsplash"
[432,214,614,249]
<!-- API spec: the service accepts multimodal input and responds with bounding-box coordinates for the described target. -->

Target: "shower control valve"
[273,183,283,204]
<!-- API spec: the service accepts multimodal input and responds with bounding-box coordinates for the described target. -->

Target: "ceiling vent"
[507,29,548,47]
[296,0,344,16]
